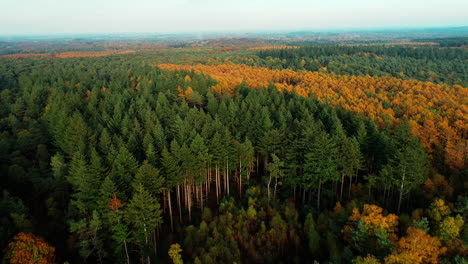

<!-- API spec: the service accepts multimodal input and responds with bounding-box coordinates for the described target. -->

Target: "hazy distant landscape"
[1,27,467,54]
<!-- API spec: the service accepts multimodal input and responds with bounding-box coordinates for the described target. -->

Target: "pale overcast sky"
[1,0,467,34]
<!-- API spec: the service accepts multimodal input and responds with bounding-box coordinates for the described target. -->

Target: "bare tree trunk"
[368,185,371,202]
[215,165,219,203]
[248,156,252,181]
[226,158,230,196]
[256,155,260,177]
[124,241,130,264]
[177,185,182,222]
[222,163,227,194]
[196,182,199,209]
[200,183,204,213]
[348,174,353,199]
[340,173,345,201]
[398,172,406,214]
[239,158,242,198]
[317,177,322,211]
[167,190,173,231]
[187,183,192,221]
[217,166,221,202]
[267,173,272,201]
[208,165,211,193]
[274,175,278,200]
[143,222,150,264]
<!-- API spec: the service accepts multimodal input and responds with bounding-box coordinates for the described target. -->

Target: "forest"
[0,37,467,264]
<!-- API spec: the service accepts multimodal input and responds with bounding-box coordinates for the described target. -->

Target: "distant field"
[2,50,135,59]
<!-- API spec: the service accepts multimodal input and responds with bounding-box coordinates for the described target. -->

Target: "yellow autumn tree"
[438,214,464,242]
[385,227,446,264]
[346,204,398,238]
[428,198,451,223]
[169,243,183,264]
[353,255,381,264]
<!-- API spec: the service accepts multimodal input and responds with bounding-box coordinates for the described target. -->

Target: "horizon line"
[0,25,467,38]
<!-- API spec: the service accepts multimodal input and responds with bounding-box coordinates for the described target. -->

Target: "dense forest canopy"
[0,34,467,264]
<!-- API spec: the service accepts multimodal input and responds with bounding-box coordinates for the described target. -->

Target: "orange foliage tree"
[158,63,467,169]
[384,227,446,264]
[4,232,56,264]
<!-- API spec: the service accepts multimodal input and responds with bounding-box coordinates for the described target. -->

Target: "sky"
[1,0,467,35]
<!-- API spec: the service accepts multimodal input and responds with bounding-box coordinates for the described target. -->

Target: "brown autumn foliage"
[5,232,56,264]
[158,63,468,169]
[248,45,301,50]
[3,50,135,59]
[109,194,123,211]
[54,50,135,58]
[394,41,439,46]
[2,53,51,59]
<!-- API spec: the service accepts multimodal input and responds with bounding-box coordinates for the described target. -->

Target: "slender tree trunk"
[195,184,198,210]
[256,155,260,177]
[218,167,221,200]
[217,166,221,201]
[143,222,150,264]
[215,165,219,203]
[208,164,211,193]
[167,190,173,231]
[187,183,192,221]
[200,183,204,213]
[267,173,272,201]
[205,181,208,207]
[239,158,242,198]
[248,156,252,181]
[226,158,230,196]
[177,185,182,222]
[317,177,322,211]
[274,175,278,200]
[124,241,130,264]
[340,173,345,201]
[368,185,371,202]
[398,172,406,214]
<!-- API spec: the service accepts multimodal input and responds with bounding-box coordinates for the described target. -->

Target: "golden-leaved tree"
[384,227,446,264]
